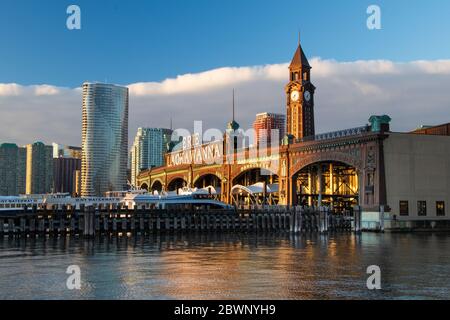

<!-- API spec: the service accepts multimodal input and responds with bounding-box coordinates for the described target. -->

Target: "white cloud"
[33,85,61,96]
[128,64,287,96]
[0,83,23,96]
[1,58,450,148]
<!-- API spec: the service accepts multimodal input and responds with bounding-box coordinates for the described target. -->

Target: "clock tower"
[285,41,316,141]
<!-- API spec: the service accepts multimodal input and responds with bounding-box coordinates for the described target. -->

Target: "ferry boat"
[0,188,233,214]
[0,196,42,212]
[120,188,233,210]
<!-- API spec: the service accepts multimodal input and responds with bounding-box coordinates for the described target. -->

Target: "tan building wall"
[384,133,450,220]
[26,142,53,194]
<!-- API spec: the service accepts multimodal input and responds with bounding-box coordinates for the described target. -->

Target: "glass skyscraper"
[130,128,173,187]
[81,83,129,196]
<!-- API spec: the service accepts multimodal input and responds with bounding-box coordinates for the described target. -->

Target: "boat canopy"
[231,183,279,195]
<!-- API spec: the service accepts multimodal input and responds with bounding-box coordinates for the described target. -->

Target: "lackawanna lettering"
[219,304,276,315]
[169,142,222,167]
[174,304,208,318]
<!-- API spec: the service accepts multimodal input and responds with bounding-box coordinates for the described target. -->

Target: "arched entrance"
[231,183,279,207]
[194,174,222,199]
[233,168,278,186]
[232,168,279,206]
[167,178,187,192]
[292,161,359,211]
[194,174,221,189]
[140,183,149,191]
[151,180,163,193]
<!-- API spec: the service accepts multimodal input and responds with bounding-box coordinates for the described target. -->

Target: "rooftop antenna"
[232,88,235,122]
[170,117,173,131]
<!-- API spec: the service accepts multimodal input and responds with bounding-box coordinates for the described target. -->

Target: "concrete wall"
[383,133,450,220]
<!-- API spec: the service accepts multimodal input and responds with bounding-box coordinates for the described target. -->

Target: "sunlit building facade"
[52,143,82,159]
[26,142,53,194]
[52,143,81,195]
[81,83,129,196]
[253,112,285,147]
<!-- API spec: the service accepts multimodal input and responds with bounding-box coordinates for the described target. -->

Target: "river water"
[0,232,449,300]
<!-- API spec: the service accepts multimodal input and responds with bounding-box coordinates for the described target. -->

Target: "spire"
[232,88,235,122]
[290,37,311,70]
[227,88,240,131]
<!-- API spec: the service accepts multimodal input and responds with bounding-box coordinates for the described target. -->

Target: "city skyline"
[1,1,450,303]
[1,1,450,148]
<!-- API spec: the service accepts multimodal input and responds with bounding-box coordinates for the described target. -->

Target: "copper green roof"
[227,120,240,131]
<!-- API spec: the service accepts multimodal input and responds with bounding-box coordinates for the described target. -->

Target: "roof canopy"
[231,183,279,195]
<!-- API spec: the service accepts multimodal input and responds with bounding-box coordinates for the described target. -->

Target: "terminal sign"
[169,135,223,167]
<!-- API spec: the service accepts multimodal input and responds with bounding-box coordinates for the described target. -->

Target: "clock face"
[304,90,311,102]
[291,90,300,102]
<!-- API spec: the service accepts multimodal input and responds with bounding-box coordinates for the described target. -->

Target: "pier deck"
[0,206,360,237]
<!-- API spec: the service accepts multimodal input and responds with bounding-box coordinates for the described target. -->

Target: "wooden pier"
[0,205,361,238]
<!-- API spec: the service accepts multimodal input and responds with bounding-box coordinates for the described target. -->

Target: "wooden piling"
[100,215,106,233]
[156,217,161,231]
[0,205,359,237]
[181,216,186,230]
[140,216,145,233]
[8,219,15,236]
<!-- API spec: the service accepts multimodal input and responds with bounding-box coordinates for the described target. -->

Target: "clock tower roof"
[289,44,311,70]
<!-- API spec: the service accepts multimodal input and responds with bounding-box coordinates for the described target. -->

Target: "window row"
[399,200,446,216]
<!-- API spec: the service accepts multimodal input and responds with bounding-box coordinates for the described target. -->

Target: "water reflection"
[0,233,449,300]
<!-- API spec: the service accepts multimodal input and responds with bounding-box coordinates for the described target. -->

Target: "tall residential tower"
[0,143,26,196]
[130,128,173,187]
[253,112,285,147]
[81,83,129,196]
[26,142,53,194]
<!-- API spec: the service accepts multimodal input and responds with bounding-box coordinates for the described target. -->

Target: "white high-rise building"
[130,128,172,188]
[81,83,129,196]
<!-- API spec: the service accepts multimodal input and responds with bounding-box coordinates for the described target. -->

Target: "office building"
[0,143,26,196]
[253,112,286,147]
[74,170,82,197]
[52,143,81,195]
[130,128,173,187]
[53,158,81,195]
[26,142,53,194]
[52,143,82,159]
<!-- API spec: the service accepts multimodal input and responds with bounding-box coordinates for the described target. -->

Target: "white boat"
[121,189,234,210]
[0,189,233,213]
[0,196,42,212]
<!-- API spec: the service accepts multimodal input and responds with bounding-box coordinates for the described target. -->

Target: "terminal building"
[137,41,450,230]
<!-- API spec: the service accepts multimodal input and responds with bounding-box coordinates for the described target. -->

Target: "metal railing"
[298,125,370,143]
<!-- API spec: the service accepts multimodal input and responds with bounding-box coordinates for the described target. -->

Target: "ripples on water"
[0,232,449,300]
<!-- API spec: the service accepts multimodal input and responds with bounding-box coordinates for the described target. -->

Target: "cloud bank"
[1,58,450,148]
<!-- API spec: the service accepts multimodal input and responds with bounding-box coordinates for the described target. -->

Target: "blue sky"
[1,0,449,87]
[1,0,450,147]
